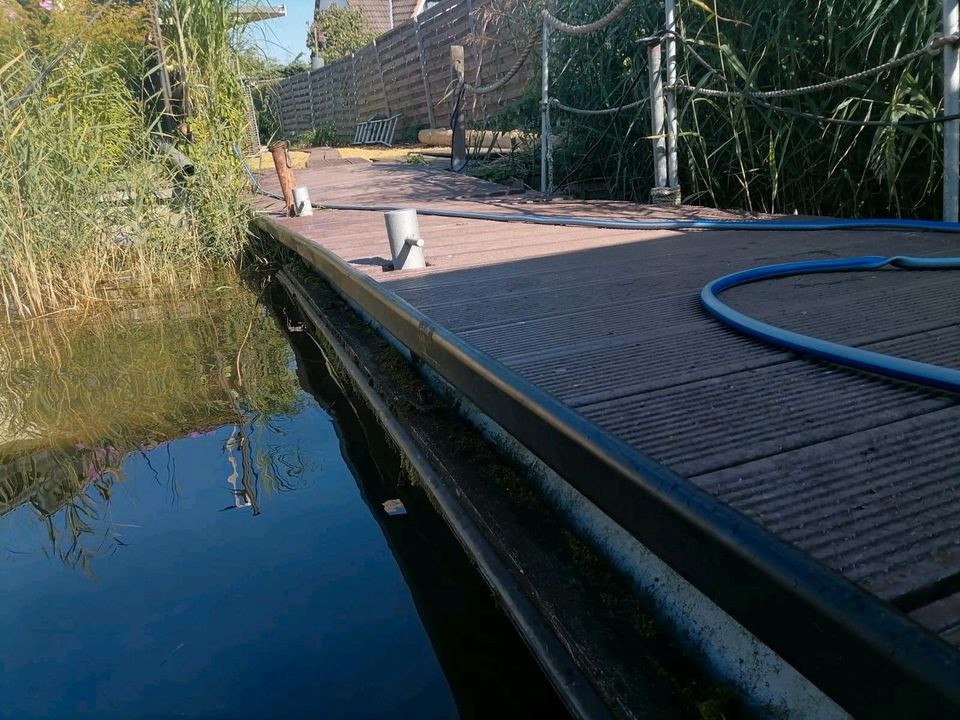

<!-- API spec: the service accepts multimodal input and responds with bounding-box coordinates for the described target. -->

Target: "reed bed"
[477,0,944,218]
[0,0,254,320]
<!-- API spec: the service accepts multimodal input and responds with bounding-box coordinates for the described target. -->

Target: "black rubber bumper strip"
[257,216,960,719]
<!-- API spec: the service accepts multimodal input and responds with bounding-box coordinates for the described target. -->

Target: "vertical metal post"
[293,187,314,217]
[648,43,668,192]
[665,0,679,190]
[944,0,960,221]
[540,14,552,195]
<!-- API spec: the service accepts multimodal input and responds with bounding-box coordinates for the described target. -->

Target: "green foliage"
[239,49,309,82]
[312,123,340,147]
[279,58,312,77]
[542,0,660,200]
[240,52,311,145]
[663,0,943,218]
[399,125,421,144]
[308,6,376,63]
[158,0,252,260]
[468,97,541,188]
[0,0,255,318]
[289,123,340,148]
[468,151,536,186]
[498,0,946,218]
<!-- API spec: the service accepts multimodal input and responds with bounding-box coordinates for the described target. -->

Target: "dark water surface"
[0,278,565,719]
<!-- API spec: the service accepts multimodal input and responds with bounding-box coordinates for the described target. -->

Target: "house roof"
[236,3,287,23]
[393,0,421,25]
[347,0,425,36]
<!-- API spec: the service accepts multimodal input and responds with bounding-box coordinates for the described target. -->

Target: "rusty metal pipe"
[268,141,297,216]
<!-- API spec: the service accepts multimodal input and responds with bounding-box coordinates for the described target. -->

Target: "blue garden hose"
[235,145,960,234]
[237,148,960,390]
[701,256,960,393]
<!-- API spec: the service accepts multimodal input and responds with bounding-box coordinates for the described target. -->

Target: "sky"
[249,0,315,64]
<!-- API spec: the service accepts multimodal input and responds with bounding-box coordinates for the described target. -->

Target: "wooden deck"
[255,152,960,651]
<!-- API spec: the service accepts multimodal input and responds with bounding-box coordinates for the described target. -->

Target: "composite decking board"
[259,162,521,207]
[912,590,960,646]
[576,362,953,473]
[410,274,957,342]
[506,324,960,409]
[256,157,960,643]
[692,407,960,602]
[723,264,960,320]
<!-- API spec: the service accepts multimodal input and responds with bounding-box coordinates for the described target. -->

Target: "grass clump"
[0,0,254,320]
[288,123,340,148]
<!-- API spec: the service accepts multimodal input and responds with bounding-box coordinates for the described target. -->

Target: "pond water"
[0,276,566,719]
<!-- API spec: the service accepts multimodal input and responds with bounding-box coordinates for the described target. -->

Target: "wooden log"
[417,128,519,149]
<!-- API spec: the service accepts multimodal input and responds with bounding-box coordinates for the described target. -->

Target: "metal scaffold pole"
[648,42,668,191]
[944,0,960,221]
[540,13,552,195]
[665,0,679,192]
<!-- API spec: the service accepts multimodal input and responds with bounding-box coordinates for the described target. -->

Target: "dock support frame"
[255,215,960,719]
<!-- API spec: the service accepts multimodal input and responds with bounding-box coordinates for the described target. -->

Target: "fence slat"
[265,0,533,141]
[415,17,437,129]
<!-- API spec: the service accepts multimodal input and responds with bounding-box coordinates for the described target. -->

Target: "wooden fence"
[261,0,534,142]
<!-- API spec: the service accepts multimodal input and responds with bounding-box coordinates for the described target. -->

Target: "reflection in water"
[0,274,565,719]
[224,427,253,511]
[284,313,569,719]
[0,276,303,571]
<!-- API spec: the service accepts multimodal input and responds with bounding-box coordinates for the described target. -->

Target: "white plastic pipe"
[293,186,314,216]
[384,209,426,270]
[944,0,959,221]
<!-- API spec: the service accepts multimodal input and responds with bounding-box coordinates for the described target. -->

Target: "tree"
[307,6,375,63]
[239,49,310,81]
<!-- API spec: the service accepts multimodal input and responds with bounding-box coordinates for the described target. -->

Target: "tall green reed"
[159,0,253,259]
[675,0,942,216]
[481,0,945,217]
[0,0,255,320]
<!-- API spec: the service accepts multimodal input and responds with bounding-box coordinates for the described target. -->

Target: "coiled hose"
[701,256,960,393]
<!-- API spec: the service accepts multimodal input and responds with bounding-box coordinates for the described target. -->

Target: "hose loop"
[701,256,960,394]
